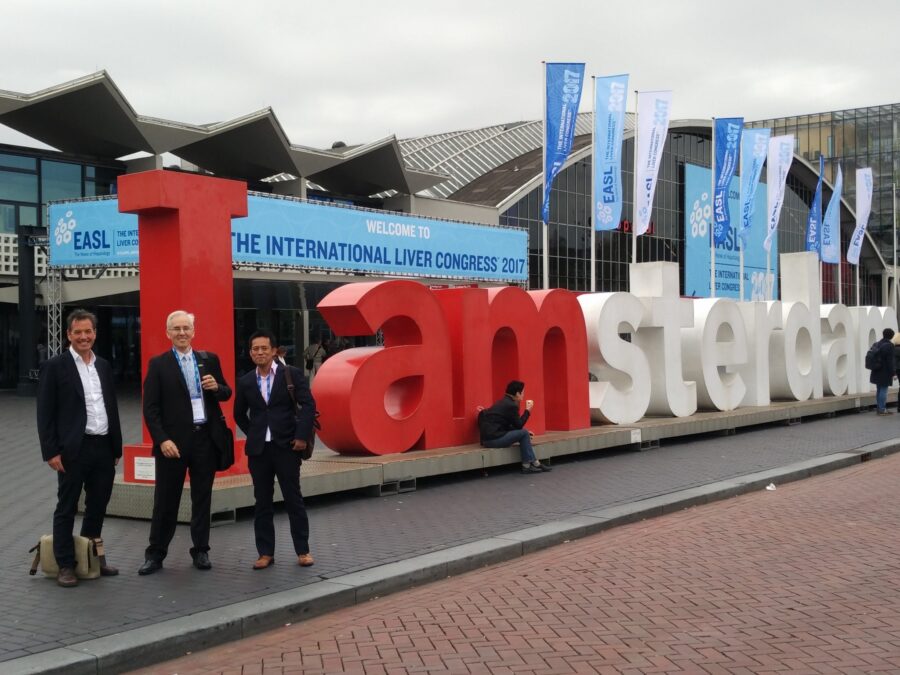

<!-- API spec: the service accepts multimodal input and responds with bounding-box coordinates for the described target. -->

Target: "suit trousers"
[53,434,115,569]
[145,426,217,562]
[249,442,309,556]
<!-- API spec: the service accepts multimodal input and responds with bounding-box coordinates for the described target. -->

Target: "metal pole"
[542,62,549,289]
[893,183,897,315]
[855,264,860,306]
[590,76,597,292]
[632,90,638,266]
[710,118,716,298]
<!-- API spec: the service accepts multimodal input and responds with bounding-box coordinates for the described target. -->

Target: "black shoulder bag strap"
[283,366,319,460]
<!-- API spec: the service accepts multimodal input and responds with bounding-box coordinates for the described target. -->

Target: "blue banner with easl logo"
[48,195,529,282]
[805,154,825,255]
[592,74,628,231]
[821,163,842,264]
[543,62,585,224]
[684,163,776,300]
[738,128,770,248]
[712,117,743,245]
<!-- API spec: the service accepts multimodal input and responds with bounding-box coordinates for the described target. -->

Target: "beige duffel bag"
[29,535,101,579]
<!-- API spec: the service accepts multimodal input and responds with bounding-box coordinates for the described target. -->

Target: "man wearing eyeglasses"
[138,310,232,575]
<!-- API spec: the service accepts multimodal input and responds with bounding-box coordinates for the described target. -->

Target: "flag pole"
[893,182,898,315]
[738,128,744,302]
[855,263,860,306]
[541,62,549,290]
[590,76,597,292]
[632,90,638,266]
[710,117,716,298]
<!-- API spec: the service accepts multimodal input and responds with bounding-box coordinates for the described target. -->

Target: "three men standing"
[234,330,316,569]
[36,309,122,587]
[138,310,232,575]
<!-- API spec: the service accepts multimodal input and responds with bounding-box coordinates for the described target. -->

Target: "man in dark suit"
[37,308,123,587]
[234,329,316,569]
[138,310,232,575]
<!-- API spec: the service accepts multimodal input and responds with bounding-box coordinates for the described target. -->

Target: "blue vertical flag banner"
[712,117,743,245]
[763,134,794,252]
[543,62,585,224]
[592,74,629,231]
[847,167,874,265]
[684,163,775,299]
[821,163,843,264]
[738,128,770,248]
[805,155,825,255]
[634,90,673,235]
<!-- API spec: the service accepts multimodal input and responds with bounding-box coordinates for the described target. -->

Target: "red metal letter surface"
[313,280,455,454]
[118,170,248,481]
[484,287,591,434]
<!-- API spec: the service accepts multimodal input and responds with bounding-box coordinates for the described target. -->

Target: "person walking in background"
[36,309,122,587]
[478,380,551,474]
[868,328,895,416]
[892,331,900,413]
[138,310,232,575]
[234,329,316,569]
[303,338,325,380]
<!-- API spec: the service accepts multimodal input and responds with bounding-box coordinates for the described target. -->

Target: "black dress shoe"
[193,551,212,570]
[138,559,163,576]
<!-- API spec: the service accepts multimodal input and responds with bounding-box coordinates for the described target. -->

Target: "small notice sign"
[134,456,155,482]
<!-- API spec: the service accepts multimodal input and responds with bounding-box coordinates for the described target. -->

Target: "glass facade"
[0,145,125,388]
[500,130,882,305]
[748,104,900,263]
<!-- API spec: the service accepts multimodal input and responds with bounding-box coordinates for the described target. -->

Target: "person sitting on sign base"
[478,380,551,474]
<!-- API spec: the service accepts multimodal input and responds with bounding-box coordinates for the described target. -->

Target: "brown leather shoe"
[252,555,275,570]
[297,553,314,567]
[100,564,119,577]
[57,567,78,587]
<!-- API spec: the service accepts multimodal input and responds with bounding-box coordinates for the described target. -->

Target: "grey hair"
[166,310,195,330]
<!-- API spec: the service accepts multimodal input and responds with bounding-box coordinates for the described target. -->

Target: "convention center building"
[0,72,894,389]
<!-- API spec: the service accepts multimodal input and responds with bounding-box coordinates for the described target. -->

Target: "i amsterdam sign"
[117,171,896,465]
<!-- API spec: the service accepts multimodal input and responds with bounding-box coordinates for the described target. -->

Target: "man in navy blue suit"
[37,308,122,587]
[234,329,316,570]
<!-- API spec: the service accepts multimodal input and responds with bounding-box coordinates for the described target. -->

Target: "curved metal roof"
[399,112,633,200]
[0,71,447,195]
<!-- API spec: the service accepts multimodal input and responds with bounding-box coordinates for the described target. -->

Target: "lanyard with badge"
[256,368,273,402]
[174,348,206,422]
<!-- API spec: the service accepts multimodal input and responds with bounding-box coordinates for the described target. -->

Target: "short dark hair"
[66,308,97,331]
[249,329,277,348]
[505,380,525,396]
[884,328,895,340]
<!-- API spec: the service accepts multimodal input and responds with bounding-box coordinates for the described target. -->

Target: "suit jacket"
[143,349,232,459]
[36,351,123,462]
[233,365,315,456]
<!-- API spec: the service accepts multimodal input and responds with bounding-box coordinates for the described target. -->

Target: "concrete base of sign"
[104,392,887,522]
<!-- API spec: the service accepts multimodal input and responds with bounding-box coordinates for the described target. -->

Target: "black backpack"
[865,343,882,371]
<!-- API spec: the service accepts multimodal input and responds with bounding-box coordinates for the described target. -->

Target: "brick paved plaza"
[3,389,900,671]
[138,450,900,674]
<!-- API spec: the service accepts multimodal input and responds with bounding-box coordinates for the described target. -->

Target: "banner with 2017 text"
[592,74,628,231]
[542,62,585,224]
[48,196,528,282]
[634,90,672,236]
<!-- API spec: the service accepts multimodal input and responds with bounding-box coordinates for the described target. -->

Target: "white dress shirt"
[69,346,109,436]
[257,362,277,442]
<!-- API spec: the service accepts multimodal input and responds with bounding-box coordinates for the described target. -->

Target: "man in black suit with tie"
[138,310,232,575]
[37,309,123,587]
[234,329,316,569]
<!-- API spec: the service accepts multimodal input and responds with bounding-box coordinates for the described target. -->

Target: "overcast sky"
[2,0,898,153]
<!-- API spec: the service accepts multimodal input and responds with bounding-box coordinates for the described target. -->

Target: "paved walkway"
[135,451,900,674]
[3,390,900,671]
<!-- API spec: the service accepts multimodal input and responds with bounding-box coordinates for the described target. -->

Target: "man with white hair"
[138,310,232,575]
